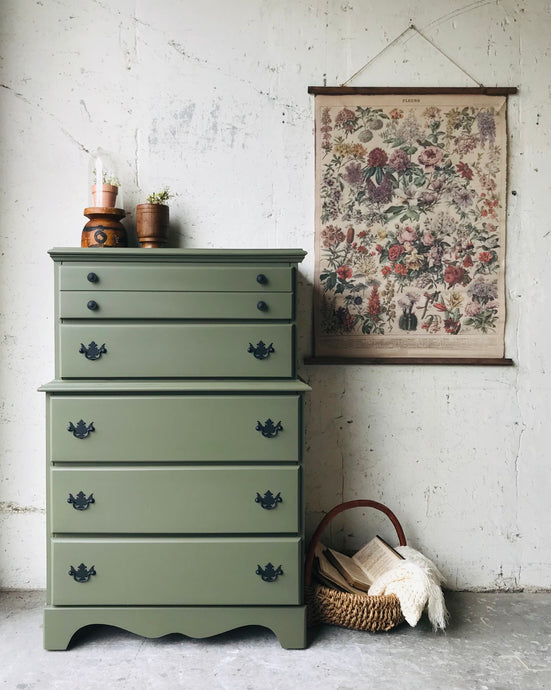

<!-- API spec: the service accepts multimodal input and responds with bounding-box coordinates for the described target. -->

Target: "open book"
[315,536,404,593]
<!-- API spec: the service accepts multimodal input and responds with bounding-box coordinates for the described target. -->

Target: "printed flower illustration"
[337,265,353,280]
[444,265,466,288]
[457,161,473,180]
[318,100,504,339]
[366,175,393,204]
[367,147,388,167]
[388,149,410,172]
[343,162,364,186]
[389,108,403,119]
[388,244,405,261]
[418,146,443,170]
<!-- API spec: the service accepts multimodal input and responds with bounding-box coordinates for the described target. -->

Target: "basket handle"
[304,499,407,586]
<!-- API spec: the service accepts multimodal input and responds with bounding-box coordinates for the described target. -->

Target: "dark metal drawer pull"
[67,420,95,439]
[255,490,282,510]
[87,300,98,311]
[69,563,96,583]
[79,341,107,360]
[257,300,268,311]
[87,272,99,283]
[67,491,95,510]
[256,419,283,438]
[247,340,274,360]
[256,273,267,284]
[256,563,283,582]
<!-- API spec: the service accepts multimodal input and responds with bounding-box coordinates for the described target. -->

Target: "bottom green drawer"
[51,537,302,606]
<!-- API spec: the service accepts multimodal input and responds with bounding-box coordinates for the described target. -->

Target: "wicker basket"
[304,499,407,632]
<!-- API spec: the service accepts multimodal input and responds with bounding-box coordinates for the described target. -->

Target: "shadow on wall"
[299,274,407,555]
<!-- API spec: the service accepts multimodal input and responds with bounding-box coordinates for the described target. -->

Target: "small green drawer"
[58,323,294,378]
[51,537,302,605]
[59,264,293,292]
[50,395,300,463]
[51,465,300,533]
[59,291,292,320]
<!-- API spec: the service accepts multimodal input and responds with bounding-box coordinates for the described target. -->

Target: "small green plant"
[93,169,120,186]
[146,187,175,205]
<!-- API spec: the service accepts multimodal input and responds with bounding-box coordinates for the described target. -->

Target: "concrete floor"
[1,591,550,689]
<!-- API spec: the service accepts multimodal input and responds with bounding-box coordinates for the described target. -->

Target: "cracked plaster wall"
[0,0,549,590]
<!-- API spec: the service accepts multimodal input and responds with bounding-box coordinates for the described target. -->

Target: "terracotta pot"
[92,183,118,208]
[136,203,169,248]
[81,207,127,247]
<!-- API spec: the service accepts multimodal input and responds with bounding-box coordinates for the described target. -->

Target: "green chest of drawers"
[41,248,309,650]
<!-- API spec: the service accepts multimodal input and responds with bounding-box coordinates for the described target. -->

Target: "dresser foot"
[44,605,307,650]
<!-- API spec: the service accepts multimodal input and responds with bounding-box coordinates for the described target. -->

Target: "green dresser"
[41,248,309,650]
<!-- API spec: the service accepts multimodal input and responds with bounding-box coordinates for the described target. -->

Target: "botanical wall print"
[313,93,508,360]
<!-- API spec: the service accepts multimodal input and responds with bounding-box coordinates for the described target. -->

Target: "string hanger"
[340,24,484,88]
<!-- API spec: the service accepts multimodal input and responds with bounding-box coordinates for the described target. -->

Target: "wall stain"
[0,502,45,515]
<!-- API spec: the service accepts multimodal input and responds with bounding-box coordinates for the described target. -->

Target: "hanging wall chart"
[308,86,516,365]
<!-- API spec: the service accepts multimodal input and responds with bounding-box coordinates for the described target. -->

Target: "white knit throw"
[368,545,449,630]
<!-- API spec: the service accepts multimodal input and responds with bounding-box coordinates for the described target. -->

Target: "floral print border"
[314,94,507,359]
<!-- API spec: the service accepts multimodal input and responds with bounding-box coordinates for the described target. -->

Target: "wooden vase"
[91,183,118,207]
[136,203,169,248]
[81,207,127,247]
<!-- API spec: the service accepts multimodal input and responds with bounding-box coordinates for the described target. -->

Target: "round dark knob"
[87,272,99,283]
[256,273,267,284]
[257,301,268,312]
[87,300,98,311]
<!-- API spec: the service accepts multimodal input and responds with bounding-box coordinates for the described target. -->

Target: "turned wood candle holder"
[81,207,127,248]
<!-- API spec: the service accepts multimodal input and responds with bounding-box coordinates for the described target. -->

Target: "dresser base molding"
[44,605,307,650]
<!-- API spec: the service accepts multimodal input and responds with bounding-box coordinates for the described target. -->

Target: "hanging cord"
[340,24,484,88]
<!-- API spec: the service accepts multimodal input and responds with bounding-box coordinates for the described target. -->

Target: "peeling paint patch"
[175,103,196,126]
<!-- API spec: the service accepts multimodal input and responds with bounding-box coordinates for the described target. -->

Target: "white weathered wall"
[1,0,549,590]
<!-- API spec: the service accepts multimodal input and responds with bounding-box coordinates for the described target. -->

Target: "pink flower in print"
[399,226,418,244]
[418,146,443,170]
[465,302,483,316]
[321,225,345,248]
[455,135,478,155]
[335,108,355,125]
[388,149,409,172]
[421,231,435,246]
[418,191,437,206]
[335,108,356,133]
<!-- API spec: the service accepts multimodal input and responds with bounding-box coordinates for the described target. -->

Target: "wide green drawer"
[58,323,293,378]
[51,537,302,605]
[59,264,293,292]
[51,465,300,533]
[50,395,300,462]
[59,291,292,320]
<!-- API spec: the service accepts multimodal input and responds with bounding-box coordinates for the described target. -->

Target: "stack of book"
[313,535,404,597]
